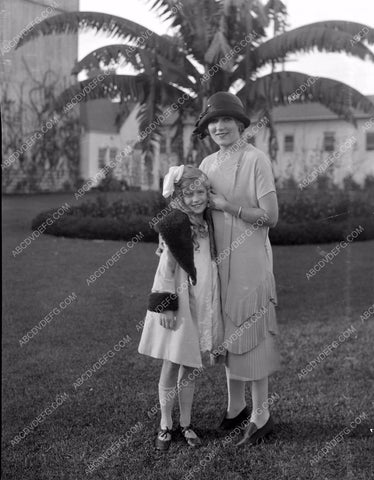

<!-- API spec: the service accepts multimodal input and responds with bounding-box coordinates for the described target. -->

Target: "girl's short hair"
[171,165,210,249]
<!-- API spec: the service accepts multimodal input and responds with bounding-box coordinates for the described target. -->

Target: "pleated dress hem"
[225,331,281,381]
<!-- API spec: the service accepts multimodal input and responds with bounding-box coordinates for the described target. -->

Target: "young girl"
[138,165,224,451]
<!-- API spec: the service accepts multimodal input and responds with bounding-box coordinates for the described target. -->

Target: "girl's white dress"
[138,229,223,368]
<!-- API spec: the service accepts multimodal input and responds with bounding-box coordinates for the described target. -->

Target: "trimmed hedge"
[31,193,167,242]
[31,189,374,245]
[66,192,167,218]
[31,211,157,242]
[269,217,374,245]
[277,190,373,224]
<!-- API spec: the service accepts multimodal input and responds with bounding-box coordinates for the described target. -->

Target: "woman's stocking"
[250,376,270,428]
[225,367,246,418]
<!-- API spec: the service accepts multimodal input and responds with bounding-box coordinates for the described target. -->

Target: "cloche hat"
[193,91,250,139]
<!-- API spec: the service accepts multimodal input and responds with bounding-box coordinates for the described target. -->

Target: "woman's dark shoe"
[235,415,274,447]
[155,427,172,451]
[219,406,250,430]
[179,425,202,447]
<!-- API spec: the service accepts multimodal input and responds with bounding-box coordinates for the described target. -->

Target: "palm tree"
[15,0,374,164]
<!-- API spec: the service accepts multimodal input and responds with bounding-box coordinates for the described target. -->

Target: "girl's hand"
[159,310,177,330]
[209,192,227,211]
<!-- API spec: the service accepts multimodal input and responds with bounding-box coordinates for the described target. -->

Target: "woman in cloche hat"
[194,91,281,447]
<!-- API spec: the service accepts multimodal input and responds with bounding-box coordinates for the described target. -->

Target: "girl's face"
[207,116,241,147]
[182,182,208,215]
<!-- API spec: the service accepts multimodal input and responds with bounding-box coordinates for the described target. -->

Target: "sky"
[79,0,374,95]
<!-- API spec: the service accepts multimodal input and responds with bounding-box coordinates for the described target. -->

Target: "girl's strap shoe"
[155,427,172,451]
[179,425,202,447]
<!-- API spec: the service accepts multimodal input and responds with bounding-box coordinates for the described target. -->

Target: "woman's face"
[182,182,208,215]
[207,116,241,147]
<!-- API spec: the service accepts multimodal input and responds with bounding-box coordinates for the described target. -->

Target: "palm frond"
[155,53,198,89]
[15,11,178,57]
[237,71,374,124]
[54,74,149,113]
[158,0,222,63]
[57,72,193,111]
[242,0,269,29]
[222,0,269,27]
[263,0,287,17]
[72,44,145,75]
[222,0,268,46]
[72,43,197,89]
[232,23,374,81]
[203,0,268,76]
[153,33,202,80]
[204,31,235,71]
[304,21,374,45]
[53,71,194,152]
[136,78,194,150]
[136,102,163,151]
[147,0,184,22]
[257,23,374,65]
[263,0,288,33]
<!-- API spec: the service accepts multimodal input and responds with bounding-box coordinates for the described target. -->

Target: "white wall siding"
[253,118,374,185]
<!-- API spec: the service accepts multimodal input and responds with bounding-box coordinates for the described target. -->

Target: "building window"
[98,148,107,169]
[366,132,374,151]
[109,148,118,162]
[323,132,335,152]
[284,135,294,152]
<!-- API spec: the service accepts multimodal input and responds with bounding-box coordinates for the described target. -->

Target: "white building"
[80,99,147,189]
[79,99,193,190]
[79,96,374,191]
[251,97,374,185]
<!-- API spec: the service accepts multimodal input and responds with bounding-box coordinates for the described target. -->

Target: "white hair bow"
[162,165,184,198]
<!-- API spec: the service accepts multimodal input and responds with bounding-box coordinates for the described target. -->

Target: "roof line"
[273,114,373,123]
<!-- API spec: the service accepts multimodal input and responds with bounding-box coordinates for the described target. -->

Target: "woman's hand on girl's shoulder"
[209,192,227,211]
[159,310,177,330]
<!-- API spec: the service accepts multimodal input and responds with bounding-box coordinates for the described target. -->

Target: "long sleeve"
[152,236,177,294]
[147,236,179,313]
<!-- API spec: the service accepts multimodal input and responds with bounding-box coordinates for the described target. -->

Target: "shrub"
[31,188,374,245]
[277,188,373,224]
[269,216,374,245]
[93,171,129,192]
[273,177,374,244]
[31,210,158,242]
[68,192,167,218]
[31,192,167,242]
[363,174,374,191]
[73,177,86,192]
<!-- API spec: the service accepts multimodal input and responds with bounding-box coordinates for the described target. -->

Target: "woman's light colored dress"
[138,228,224,368]
[199,144,280,380]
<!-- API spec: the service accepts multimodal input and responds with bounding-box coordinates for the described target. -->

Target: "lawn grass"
[2,193,374,480]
